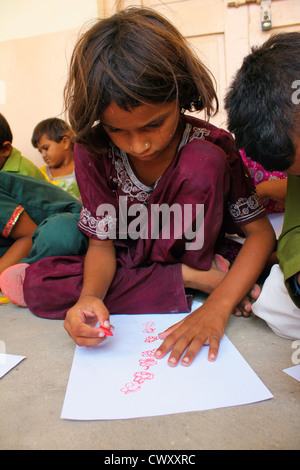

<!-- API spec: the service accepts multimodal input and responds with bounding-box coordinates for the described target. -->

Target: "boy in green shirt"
[0,113,46,181]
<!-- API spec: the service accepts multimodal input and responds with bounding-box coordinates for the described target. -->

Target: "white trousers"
[252,264,300,340]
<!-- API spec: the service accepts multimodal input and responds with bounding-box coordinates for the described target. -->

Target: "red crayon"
[100,325,113,336]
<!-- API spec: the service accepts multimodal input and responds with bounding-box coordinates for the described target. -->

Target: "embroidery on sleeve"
[189,126,211,142]
[78,206,117,239]
[228,192,265,224]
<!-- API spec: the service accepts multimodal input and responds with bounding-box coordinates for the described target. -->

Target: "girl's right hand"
[64,295,113,347]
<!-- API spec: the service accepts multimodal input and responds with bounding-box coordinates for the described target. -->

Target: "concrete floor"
[0,299,299,450]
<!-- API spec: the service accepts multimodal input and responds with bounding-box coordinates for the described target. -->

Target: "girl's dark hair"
[31,118,75,148]
[0,113,13,148]
[64,7,218,146]
[225,32,300,172]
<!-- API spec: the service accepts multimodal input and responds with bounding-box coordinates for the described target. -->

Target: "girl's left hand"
[154,303,230,366]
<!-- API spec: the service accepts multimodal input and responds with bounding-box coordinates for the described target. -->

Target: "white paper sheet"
[61,306,273,420]
[0,353,26,378]
[267,213,284,239]
[283,365,300,382]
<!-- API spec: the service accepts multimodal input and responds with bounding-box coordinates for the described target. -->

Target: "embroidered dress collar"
[120,149,157,193]
[109,120,194,204]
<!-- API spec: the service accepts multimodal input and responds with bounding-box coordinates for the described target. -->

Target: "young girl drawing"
[2,8,275,365]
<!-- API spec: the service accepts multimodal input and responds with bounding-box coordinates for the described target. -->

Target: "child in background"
[1,8,275,365]
[0,172,87,305]
[0,114,46,181]
[240,150,287,270]
[240,150,287,214]
[31,118,81,199]
[225,32,300,340]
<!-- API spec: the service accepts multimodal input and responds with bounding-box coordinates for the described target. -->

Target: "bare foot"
[233,283,261,317]
[213,254,231,273]
[214,256,261,317]
[0,263,29,307]
[182,254,230,294]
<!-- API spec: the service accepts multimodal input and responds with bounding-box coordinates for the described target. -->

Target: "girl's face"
[37,134,69,168]
[100,101,181,163]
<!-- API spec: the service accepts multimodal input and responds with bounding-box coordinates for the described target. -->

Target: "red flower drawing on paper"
[141,348,157,357]
[142,321,156,334]
[138,358,157,370]
[120,381,141,394]
[144,335,158,343]
[143,327,156,333]
[120,321,159,394]
[133,371,155,384]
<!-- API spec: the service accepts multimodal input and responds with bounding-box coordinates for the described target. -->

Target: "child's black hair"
[31,118,75,149]
[64,7,218,147]
[225,32,300,172]
[0,114,13,148]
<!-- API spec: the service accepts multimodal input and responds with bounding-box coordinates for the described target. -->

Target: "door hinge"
[228,0,272,31]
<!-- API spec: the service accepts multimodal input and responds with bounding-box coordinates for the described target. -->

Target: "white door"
[98,0,300,129]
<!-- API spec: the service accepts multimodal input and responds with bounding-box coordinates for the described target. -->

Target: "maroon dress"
[23,115,265,319]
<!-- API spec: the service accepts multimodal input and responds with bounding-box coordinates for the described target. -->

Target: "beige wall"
[0,0,98,166]
[0,28,80,165]
[1,0,300,166]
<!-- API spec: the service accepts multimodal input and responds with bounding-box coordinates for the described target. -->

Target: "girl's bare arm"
[64,238,117,346]
[0,211,37,276]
